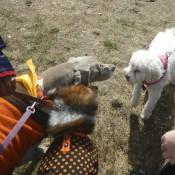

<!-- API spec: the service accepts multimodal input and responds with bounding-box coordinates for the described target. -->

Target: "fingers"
[161,130,175,164]
[161,133,169,159]
[161,142,167,152]
[161,141,169,160]
[162,150,169,160]
[161,135,165,143]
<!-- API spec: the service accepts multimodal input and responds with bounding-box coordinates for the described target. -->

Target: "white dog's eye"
[134,69,141,74]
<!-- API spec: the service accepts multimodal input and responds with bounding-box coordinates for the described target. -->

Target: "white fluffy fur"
[48,99,94,134]
[124,28,175,119]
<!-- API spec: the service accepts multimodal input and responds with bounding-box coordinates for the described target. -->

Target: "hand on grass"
[161,130,175,164]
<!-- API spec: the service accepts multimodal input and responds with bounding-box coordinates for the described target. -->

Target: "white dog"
[124,28,175,119]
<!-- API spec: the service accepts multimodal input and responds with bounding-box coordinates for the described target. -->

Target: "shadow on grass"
[13,147,44,175]
[128,85,175,175]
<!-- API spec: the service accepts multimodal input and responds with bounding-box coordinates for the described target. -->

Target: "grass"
[1,0,175,174]
[103,40,119,51]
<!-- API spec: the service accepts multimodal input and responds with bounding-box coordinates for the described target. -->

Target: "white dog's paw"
[141,110,151,120]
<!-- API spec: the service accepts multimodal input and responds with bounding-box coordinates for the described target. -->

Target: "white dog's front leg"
[131,83,142,107]
[141,86,163,120]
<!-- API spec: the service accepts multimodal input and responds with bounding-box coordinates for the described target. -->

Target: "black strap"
[4,95,28,112]
[13,91,52,107]
[3,92,51,127]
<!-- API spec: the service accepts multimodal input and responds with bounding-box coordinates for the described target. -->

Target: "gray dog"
[42,56,115,95]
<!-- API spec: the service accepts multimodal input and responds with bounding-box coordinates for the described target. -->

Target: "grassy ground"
[1,0,175,174]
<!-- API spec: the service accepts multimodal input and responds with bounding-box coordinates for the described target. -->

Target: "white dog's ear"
[146,58,164,82]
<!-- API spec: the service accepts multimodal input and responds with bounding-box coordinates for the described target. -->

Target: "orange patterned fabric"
[0,98,44,175]
[38,134,98,175]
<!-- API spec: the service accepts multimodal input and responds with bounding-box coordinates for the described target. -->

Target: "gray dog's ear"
[73,70,81,85]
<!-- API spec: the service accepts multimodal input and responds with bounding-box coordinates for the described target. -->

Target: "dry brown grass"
[1,0,175,174]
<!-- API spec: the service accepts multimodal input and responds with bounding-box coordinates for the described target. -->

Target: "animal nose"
[125,75,130,81]
[111,65,115,72]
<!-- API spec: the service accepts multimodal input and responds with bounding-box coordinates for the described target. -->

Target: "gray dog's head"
[68,56,115,84]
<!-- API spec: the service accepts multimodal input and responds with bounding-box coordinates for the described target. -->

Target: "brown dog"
[37,85,98,175]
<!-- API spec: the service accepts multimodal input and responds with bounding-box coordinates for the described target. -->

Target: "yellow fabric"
[16,59,38,97]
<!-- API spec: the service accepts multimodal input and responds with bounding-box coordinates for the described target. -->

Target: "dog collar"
[142,53,168,90]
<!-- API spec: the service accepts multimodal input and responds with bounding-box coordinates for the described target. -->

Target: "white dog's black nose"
[125,75,130,81]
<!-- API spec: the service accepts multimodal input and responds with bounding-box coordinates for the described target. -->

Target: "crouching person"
[0,36,16,96]
[37,85,99,175]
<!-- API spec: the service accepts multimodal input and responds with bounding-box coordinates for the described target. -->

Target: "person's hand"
[0,76,16,96]
[161,130,175,164]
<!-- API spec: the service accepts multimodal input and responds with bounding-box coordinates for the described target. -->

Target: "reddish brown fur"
[57,84,96,108]
[47,85,98,135]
